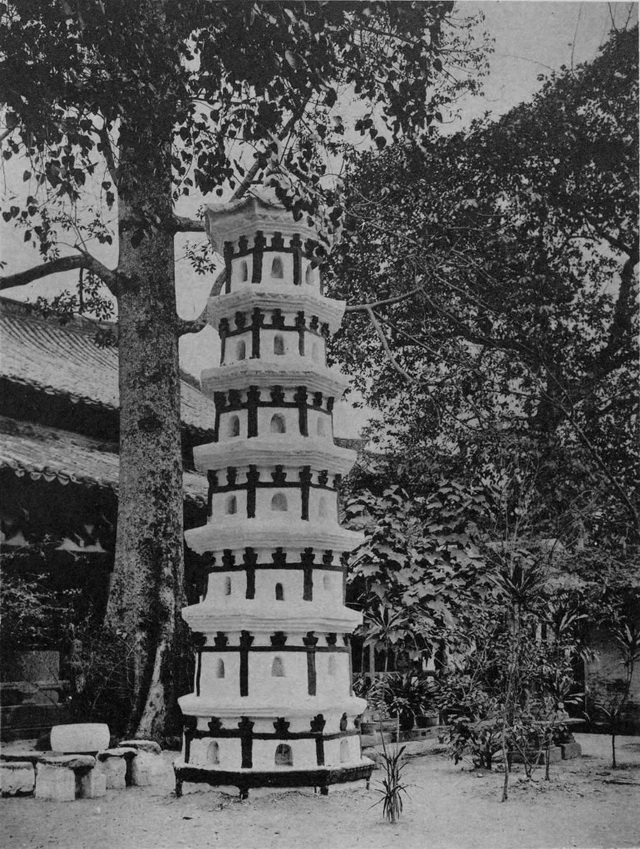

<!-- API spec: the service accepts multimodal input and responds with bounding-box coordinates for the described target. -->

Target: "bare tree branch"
[173,215,206,233]
[229,155,267,203]
[345,280,429,313]
[366,306,420,386]
[0,252,118,294]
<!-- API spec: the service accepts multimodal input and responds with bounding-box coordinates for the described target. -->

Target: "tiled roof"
[0,298,216,434]
[0,416,208,506]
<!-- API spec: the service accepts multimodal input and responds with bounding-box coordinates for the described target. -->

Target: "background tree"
[0,1,487,737]
[327,25,639,553]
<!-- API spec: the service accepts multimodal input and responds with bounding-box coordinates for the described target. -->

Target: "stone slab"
[561,740,583,759]
[0,761,35,796]
[97,747,137,760]
[0,751,41,765]
[35,763,76,801]
[50,723,110,753]
[118,739,162,755]
[38,754,96,771]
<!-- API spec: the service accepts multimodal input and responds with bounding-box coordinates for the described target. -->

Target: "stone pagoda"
[175,192,373,797]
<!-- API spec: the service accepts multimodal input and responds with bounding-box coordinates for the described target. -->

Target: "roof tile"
[0,298,216,433]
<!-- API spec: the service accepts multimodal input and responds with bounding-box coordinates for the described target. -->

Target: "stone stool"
[96,747,138,789]
[118,740,168,787]
[35,754,102,801]
[0,761,35,796]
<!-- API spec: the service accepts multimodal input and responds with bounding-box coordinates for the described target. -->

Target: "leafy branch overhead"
[0,1,488,302]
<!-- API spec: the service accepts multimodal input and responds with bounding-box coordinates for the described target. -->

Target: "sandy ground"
[2,733,640,849]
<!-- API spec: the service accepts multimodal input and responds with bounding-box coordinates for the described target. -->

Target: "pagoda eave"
[184,521,364,557]
[182,605,362,635]
[178,695,368,718]
[193,438,357,477]
[207,287,346,335]
[201,362,349,398]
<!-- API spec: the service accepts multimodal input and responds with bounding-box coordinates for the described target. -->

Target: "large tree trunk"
[106,122,188,739]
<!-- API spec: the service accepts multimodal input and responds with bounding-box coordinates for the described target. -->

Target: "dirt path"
[3,734,640,849]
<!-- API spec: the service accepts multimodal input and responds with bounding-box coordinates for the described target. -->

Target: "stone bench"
[1,735,170,799]
[35,754,105,801]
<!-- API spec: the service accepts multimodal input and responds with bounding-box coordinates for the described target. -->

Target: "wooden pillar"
[295,387,308,437]
[244,547,257,599]
[239,631,254,697]
[252,231,265,283]
[239,717,254,768]
[311,713,326,766]
[304,631,318,696]
[223,243,233,293]
[302,548,314,601]
[246,465,259,519]
[300,465,311,520]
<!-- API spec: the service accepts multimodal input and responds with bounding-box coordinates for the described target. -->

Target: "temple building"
[175,193,374,796]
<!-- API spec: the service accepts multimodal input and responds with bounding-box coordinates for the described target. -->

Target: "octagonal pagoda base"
[173,759,374,798]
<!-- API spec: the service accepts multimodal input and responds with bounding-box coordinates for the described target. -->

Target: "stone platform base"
[173,759,374,799]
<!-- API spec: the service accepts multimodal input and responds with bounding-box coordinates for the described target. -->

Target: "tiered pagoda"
[175,193,373,796]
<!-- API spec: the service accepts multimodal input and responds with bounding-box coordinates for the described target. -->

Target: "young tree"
[0,1,486,737]
[327,25,639,548]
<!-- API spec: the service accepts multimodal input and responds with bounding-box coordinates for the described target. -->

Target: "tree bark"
[106,121,188,739]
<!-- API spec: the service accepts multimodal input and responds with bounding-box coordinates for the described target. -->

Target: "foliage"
[436,670,503,769]
[0,572,77,651]
[0,546,79,651]
[442,552,585,795]
[373,732,409,824]
[0,1,488,253]
[364,672,437,730]
[327,26,639,546]
[336,32,639,774]
[345,480,490,669]
[0,552,138,735]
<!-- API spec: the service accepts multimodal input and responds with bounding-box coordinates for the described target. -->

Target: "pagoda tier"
[176,193,373,798]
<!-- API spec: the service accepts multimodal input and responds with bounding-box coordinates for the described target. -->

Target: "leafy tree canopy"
[0,0,487,265]
[328,25,639,548]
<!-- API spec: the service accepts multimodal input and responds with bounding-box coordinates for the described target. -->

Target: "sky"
[1,1,636,436]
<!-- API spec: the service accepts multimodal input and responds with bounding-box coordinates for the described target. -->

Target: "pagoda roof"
[0,297,216,437]
[0,416,208,507]
[204,189,326,252]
